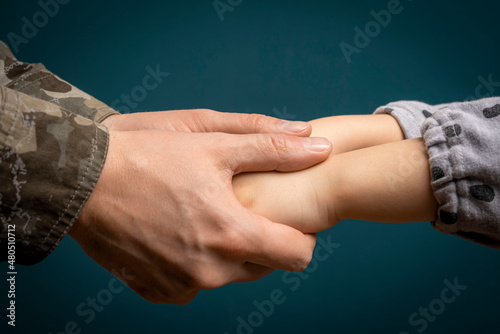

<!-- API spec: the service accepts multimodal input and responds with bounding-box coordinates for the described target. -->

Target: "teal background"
[1,0,500,333]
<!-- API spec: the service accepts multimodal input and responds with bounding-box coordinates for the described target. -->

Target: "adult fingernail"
[300,137,331,153]
[280,120,309,133]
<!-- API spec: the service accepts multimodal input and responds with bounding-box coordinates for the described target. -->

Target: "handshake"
[71,109,437,304]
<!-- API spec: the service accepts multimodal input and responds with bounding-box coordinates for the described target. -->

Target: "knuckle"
[271,134,290,151]
[261,134,290,158]
[219,229,249,258]
[204,227,252,262]
[191,109,217,131]
[249,114,274,132]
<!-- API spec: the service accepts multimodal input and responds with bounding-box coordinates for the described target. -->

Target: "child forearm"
[328,138,438,223]
[309,114,405,154]
[233,116,437,234]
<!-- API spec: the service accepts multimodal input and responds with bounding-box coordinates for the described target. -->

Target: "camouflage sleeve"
[0,86,109,265]
[0,40,119,123]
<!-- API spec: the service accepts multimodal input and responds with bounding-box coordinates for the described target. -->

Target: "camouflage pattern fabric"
[0,85,109,265]
[0,40,119,123]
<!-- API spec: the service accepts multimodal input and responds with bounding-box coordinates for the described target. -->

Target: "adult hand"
[70,127,332,304]
[101,108,314,136]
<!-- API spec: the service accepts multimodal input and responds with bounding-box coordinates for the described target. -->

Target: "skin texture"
[233,115,438,233]
[70,109,332,304]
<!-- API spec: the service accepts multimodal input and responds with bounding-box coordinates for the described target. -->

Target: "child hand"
[232,162,338,233]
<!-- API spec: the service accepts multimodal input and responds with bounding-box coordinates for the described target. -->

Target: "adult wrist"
[70,130,124,240]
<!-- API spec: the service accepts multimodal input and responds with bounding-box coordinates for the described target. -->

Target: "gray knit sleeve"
[374,97,500,249]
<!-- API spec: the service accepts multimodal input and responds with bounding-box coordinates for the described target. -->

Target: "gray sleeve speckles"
[374,97,500,249]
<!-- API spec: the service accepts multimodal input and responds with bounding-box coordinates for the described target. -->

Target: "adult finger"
[239,209,317,272]
[217,133,332,174]
[174,109,313,136]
